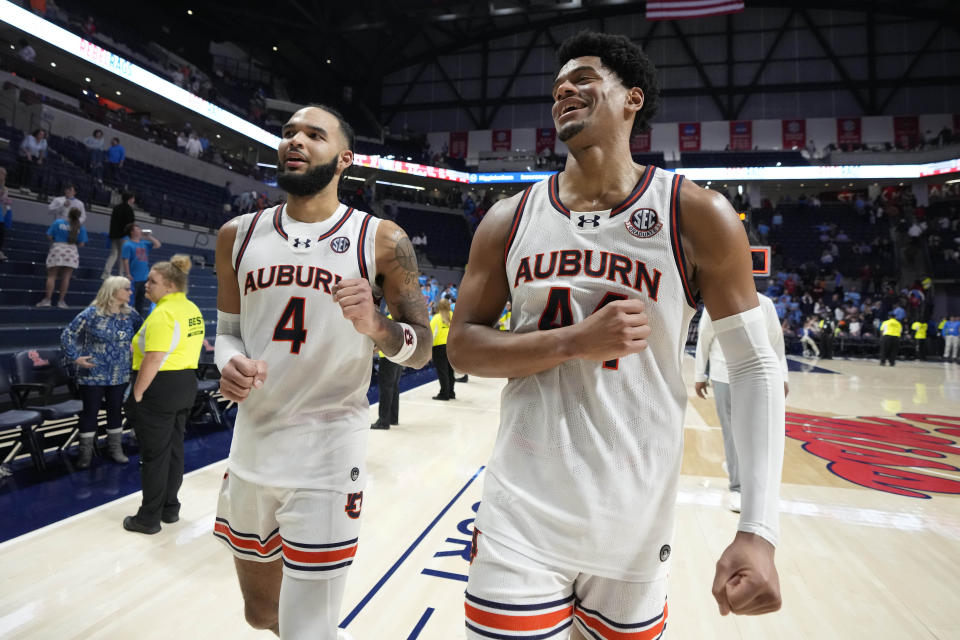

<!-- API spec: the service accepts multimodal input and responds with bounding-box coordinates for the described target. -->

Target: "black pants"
[78,383,125,434]
[819,332,834,359]
[880,335,900,365]
[376,358,403,426]
[916,338,927,360]
[433,344,455,399]
[126,370,197,526]
[133,281,149,317]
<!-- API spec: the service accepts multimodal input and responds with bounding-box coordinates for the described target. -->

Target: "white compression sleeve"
[214,310,246,372]
[713,305,785,547]
[278,573,348,640]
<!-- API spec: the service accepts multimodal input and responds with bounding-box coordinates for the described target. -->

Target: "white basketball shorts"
[465,529,668,639]
[213,470,364,580]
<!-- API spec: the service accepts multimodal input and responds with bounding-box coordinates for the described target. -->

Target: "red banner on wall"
[893,116,919,149]
[630,131,651,153]
[449,131,468,159]
[837,117,862,147]
[492,129,512,151]
[782,119,805,150]
[678,122,700,152]
[729,121,752,151]
[535,128,556,154]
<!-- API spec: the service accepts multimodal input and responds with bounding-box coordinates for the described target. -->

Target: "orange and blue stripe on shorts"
[281,537,359,573]
[213,518,282,560]
[464,591,575,638]
[573,601,668,640]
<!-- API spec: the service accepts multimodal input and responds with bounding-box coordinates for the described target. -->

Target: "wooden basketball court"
[2,355,958,639]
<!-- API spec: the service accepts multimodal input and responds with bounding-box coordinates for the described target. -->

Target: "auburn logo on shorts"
[470,527,480,564]
[344,491,363,519]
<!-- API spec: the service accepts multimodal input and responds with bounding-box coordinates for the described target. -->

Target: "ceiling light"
[272,46,278,51]
[50,62,56,67]
[187,9,193,15]
[84,77,91,82]
[215,134,221,139]
[116,90,121,95]
[9,45,14,50]
[82,89,88,95]
[326,59,331,64]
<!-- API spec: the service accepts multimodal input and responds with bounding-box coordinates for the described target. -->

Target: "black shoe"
[432,394,450,401]
[370,422,390,430]
[161,513,180,524]
[449,393,456,399]
[123,515,160,535]
[455,375,468,382]
[390,421,398,425]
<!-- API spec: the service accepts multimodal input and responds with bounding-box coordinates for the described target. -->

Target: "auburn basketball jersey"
[228,203,381,491]
[478,166,697,581]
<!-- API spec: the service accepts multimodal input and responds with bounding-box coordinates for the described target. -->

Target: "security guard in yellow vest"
[911,320,928,361]
[123,255,204,534]
[879,313,902,367]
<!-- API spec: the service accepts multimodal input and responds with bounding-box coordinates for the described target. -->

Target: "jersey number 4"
[273,297,307,354]
[538,287,627,370]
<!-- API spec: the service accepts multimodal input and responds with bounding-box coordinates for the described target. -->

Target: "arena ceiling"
[80,0,960,130]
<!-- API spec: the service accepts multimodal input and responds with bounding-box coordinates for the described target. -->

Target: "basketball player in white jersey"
[448,32,785,639]
[212,105,432,640]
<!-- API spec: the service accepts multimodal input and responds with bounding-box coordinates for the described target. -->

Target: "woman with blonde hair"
[123,255,205,534]
[430,297,455,401]
[61,276,143,468]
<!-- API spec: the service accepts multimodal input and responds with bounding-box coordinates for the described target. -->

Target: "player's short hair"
[306,103,355,152]
[556,31,661,135]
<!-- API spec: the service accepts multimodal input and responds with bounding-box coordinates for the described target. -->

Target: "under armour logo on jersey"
[577,215,600,228]
[292,237,311,249]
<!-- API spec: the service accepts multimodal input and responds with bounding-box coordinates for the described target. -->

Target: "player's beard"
[557,121,586,142]
[277,155,339,197]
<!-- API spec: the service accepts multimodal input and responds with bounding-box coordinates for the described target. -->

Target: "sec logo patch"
[330,236,350,253]
[625,208,662,239]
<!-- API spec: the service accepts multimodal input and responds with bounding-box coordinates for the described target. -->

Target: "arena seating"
[393,206,472,268]
[681,150,808,168]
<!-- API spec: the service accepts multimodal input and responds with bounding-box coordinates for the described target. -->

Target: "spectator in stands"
[38,207,87,308]
[17,39,36,63]
[122,224,162,317]
[60,276,142,469]
[176,131,189,153]
[82,15,96,35]
[430,298,455,401]
[17,128,47,188]
[105,137,125,182]
[84,129,105,179]
[0,167,10,262]
[184,132,203,159]
[123,255,203,535]
[103,191,135,279]
[48,183,86,224]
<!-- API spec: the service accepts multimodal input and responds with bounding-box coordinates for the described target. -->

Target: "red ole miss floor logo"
[786,412,960,498]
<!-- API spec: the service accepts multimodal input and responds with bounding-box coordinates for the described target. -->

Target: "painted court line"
[407,607,435,640]
[339,465,485,629]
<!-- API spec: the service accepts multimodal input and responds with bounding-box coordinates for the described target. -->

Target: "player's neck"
[561,143,641,210]
[284,189,342,223]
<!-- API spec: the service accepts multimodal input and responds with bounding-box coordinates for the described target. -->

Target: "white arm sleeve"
[759,295,789,381]
[214,311,246,371]
[713,305,785,547]
[694,311,714,383]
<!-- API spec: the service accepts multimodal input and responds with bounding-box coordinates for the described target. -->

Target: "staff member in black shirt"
[123,254,204,534]
[102,191,135,279]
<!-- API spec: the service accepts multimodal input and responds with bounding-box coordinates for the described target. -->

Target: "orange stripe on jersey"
[213,521,282,555]
[465,602,573,631]
[234,208,265,273]
[574,602,667,640]
[281,542,358,564]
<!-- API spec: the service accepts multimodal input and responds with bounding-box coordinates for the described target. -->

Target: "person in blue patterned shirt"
[61,276,143,469]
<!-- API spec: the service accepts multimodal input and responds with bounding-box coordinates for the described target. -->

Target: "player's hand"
[695,381,709,399]
[332,278,379,336]
[75,355,95,369]
[568,299,651,362]
[712,531,781,616]
[219,355,268,402]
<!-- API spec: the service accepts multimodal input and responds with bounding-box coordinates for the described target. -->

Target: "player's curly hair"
[556,31,661,135]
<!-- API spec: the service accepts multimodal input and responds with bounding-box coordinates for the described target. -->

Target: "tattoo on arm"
[393,234,418,286]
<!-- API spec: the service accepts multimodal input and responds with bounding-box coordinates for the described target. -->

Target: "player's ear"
[339,149,354,171]
[625,87,644,114]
